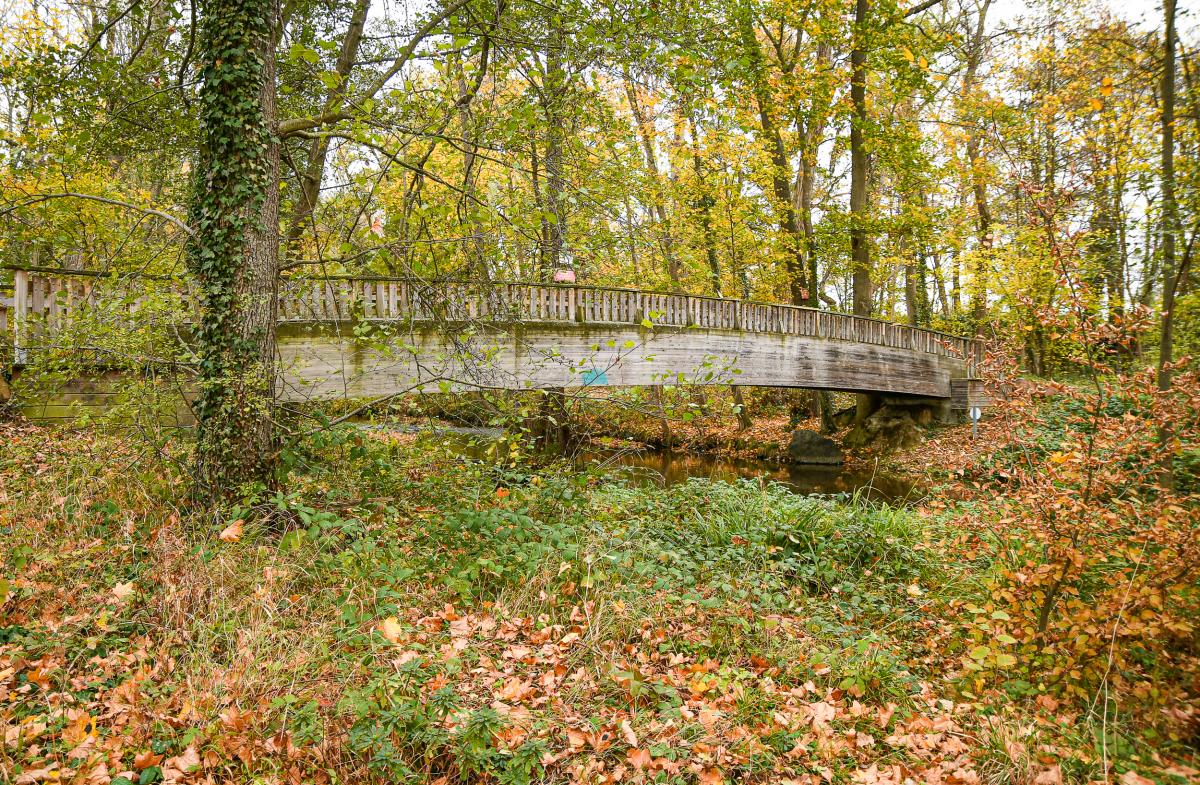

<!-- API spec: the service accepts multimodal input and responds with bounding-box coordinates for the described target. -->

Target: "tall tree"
[283,0,371,257]
[187,0,281,496]
[961,0,993,326]
[849,0,872,318]
[1157,0,1178,485]
[1158,0,1178,395]
[736,5,809,306]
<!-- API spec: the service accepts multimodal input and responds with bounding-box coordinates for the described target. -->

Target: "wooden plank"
[31,275,45,315]
[48,277,63,330]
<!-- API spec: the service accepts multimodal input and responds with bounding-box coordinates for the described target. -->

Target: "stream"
[355,422,919,504]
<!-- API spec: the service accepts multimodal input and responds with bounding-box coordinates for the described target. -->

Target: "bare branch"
[903,0,945,18]
[277,0,474,137]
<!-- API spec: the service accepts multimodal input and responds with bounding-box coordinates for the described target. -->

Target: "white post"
[13,269,28,365]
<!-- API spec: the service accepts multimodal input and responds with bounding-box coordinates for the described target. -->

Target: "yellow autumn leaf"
[1100,76,1114,96]
[61,713,97,746]
[379,616,404,643]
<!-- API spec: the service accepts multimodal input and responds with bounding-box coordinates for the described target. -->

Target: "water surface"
[357,421,918,503]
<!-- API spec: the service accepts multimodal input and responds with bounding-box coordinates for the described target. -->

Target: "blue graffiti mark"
[580,368,609,386]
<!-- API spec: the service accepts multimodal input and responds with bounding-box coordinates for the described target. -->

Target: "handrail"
[0,264,980,347]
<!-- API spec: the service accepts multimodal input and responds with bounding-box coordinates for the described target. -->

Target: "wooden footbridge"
[1,268,985,419]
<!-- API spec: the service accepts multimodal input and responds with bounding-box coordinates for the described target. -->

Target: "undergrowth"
[1,420,1196,784]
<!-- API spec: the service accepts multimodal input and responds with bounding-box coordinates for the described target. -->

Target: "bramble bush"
[955,193,1200,745]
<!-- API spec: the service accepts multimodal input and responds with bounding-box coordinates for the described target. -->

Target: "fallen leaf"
[164,745,201,778]
[134,750,164,770]
[627,748,652,770]
[497,677,533,703]
[14,767,59,784]
[219,707,253,732]
[219,519,244,542]
[877,702,896,729]
[620,719,638,748]
[112,582,135,602]
[378,616,404,643]
[567,728,588,752]
[61,712,97,746]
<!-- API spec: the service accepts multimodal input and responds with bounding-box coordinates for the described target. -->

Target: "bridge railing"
[1,268,983,366]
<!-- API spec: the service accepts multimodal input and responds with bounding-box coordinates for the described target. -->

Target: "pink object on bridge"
[552,269,576,283]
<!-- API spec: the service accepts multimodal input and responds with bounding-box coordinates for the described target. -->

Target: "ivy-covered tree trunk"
[187,0,281,498]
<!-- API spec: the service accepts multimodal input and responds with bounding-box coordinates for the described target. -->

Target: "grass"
[1,419,1195,784]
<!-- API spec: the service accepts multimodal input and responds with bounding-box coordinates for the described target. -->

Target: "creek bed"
[355,421,919,504]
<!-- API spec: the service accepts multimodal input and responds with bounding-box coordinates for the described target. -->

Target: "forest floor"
[1,404,1196,785]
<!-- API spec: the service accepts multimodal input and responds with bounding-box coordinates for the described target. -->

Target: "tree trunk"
[283,0,369,256]
[795,43,832,307]
[530,387,571,453]
[738,12,807,306]
[904,258,919,327]
[625,71,680,287]
[1158,0,1178,485]
[455,4,500,281]
[850,0,876,425]
[687,112,722,295]
[849,0,872,319]
[798,145,820,307]
[731,385,752,431]
[189,0,281,498]
[650,385,672,446]
[541,17,567,278]
[961,0,992,325]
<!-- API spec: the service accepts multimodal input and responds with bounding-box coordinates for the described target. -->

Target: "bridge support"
[880,394,955,424]
[527,386,572,452]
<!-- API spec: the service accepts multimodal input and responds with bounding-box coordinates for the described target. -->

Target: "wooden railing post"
[13,269,28,365]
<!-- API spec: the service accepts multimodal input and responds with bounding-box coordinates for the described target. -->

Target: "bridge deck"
[2,269,984,414]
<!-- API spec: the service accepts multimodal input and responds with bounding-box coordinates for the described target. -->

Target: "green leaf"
[969,645,991,660]
[288,43,320,64]
[279,530,307,551]
[995,653,1017,667]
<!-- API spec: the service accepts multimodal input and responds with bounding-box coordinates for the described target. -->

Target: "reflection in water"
[572,446,918,503]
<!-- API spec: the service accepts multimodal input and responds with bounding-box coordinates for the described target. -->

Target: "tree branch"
[0,193,194,237]
[277,0,474,137]
[903,0,945,17]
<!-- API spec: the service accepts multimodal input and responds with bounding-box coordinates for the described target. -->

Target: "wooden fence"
[1,268,983,366]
